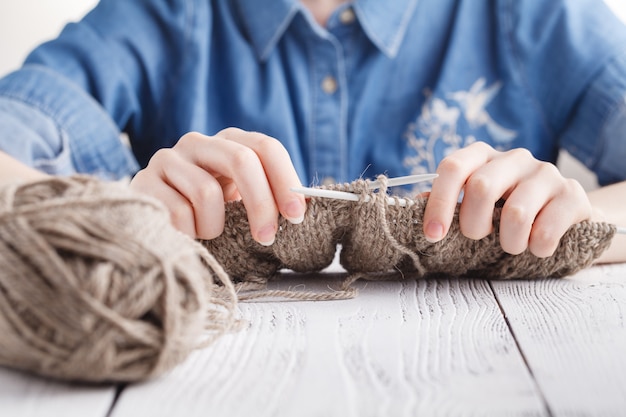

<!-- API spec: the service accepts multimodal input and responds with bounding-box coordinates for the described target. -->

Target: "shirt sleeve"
[499,0,626,184]
[0,67,139,179]
[0,0,194,178]
[561,52,626,186]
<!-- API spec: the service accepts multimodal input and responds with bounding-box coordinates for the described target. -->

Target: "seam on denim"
[499,0,554,139]
[260,4,300,62]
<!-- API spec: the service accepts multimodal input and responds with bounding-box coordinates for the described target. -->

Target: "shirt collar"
[235,0,419,61]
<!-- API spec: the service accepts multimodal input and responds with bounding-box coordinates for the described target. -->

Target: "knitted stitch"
[202,177,615,283]
[0,175,615,382]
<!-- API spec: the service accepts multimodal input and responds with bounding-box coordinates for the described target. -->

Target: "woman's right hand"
[130,128,306,245]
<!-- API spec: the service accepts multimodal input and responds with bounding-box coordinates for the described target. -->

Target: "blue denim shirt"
[1,0,626,187]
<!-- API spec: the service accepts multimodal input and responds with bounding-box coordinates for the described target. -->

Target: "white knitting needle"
[291,173,437,207]
[365,173,438,190]
[290,186,413,207]
[292,188,626,234]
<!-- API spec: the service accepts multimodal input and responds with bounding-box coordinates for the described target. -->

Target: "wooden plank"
[111,274,545,417]
[491,264,626,416]
[0,367,116,417]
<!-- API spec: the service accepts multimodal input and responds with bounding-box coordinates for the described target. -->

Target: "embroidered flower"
[403,78,517,194]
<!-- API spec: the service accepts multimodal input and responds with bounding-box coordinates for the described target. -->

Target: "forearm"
[588,181,626,263]
[0,150,48,186]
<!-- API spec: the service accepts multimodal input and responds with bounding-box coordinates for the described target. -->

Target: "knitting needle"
[365,173,438,190]
[290,186,413,206]
[292,187,626,234]
[292,173,437,207]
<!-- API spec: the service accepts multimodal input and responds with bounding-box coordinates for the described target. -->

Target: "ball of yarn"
[0,176,237,382]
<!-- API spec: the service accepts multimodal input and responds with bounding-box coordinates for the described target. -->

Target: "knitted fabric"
[202,177,615,283]
[0,175,615,382]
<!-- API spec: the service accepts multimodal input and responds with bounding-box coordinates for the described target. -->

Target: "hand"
[422,142,592,257]
[130,128,306,245]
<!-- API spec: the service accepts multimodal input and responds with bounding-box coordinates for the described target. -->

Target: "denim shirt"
[0,0,625,187]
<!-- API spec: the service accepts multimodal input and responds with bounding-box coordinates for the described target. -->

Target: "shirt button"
[321,75,338,94]
[339,8,355,24]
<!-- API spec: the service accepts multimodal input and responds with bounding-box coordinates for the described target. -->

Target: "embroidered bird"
[447,78,517,143]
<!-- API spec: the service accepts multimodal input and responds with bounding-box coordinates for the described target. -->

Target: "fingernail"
[285,199,305,225]
[425,221,444,242]
[257,224,277,246]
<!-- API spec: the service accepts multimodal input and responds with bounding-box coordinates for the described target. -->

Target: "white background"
[0,0,98,76]
[0,0,624,76]
[0,0,624,188]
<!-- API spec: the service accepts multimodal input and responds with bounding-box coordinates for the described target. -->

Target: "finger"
[459,148,537,240]
[177,132,280,245]
[157,151,226,240]
[218,177,241,202]
[131,169,197,237]
[528,178,591,258]
[497,163,563,255]
[423,142,497,242]
[218,128,306,224]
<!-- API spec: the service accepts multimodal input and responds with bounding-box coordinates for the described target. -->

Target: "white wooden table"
[3,261,626,417]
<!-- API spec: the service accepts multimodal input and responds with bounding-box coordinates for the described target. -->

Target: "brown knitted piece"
[202,177,615,282]
[0,175,615,382]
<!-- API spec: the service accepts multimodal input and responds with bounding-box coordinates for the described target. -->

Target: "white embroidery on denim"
[403,78,517,194]
[447,78,517,143]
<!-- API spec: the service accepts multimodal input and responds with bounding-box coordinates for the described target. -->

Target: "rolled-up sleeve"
[501,0,626,185]
[561,52,626,185]
[0,0,196,178]
[0,66,139,179]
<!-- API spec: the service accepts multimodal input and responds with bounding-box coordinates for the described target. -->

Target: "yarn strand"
[371,175,427,276]
[0,176,240,382]
[0,175,616,384]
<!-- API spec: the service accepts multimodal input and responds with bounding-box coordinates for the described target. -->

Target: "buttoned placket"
[306,8,357,184]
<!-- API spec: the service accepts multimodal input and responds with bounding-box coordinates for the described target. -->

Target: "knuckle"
[169,202,194,233]
[471,141,494,153]
[559,179,592,221]
[536,161,560,178]
[150,148,172,164]
[217,126,243,137]
[192,179,221,207]
[254,134,288,158]
[564,177,583,192]
[464,174,492,198]
[437,155,466,178]
[502,203,531,228]
[230,146,260,171]
[564,178,587,201]
[529,227,558,258]
[149,148,175,167]
[178,131,204,146]
[507,147,533,161]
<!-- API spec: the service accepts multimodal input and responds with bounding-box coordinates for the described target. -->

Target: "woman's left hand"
[422,142,592,257]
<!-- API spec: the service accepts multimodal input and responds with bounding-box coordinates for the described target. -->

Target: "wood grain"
[8,263,626,416]
[111,274,545,417]
[0,367,115,417]
[491,264,626,416]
